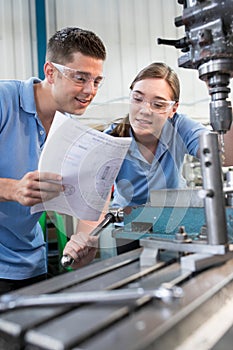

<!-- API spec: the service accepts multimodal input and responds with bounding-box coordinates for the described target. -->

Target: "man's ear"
[44,62,55,84]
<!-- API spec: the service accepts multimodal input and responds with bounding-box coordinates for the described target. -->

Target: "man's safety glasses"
[51,62,104,89]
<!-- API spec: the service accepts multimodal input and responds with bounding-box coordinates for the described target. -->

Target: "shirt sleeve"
[103,123,117,134]
[175,113,208,157]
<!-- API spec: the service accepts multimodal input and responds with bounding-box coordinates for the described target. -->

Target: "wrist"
[0,178,17,201]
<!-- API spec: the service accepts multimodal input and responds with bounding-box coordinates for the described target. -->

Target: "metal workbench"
[1,247,233,350]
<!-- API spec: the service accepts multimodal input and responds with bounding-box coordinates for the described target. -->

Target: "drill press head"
[158,0,233,134]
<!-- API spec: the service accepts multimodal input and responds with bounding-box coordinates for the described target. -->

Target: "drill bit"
[218,132,225,165]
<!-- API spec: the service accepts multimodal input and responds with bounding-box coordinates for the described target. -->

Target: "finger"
[71,247,98,269]
[70,233,90,246]
[63,240,83,260]
[63,236,90,260]
[38,172,62,182]
[76,247,89,260]
[25,185,61,199]
[71,234,98,250]
[23,172,62,191]
[38,181,64,193]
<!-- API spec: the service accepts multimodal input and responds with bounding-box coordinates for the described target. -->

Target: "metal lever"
[60,212,117,268]
[157,37,189,49]
[0,284,183,312]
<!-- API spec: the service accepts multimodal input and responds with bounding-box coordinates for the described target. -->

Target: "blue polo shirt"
[0,77,47,279]
[104,113,207,207]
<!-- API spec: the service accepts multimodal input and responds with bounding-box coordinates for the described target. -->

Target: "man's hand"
[63,232,98,269]
[12,170,63,206]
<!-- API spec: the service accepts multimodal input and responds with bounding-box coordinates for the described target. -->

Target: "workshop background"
[0,0,231,266]
[2,0,232,128]
[0,0,225,241]
[2,2,233,348]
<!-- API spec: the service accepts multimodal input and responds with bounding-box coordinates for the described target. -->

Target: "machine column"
[199,132,228,245]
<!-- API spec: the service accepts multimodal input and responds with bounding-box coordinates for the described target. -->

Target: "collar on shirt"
[19,77,41,114]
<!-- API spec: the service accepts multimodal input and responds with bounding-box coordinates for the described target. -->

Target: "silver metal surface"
[150,188,204,207]
[199,132,228,245]
[0,249,233,349]
[226,170,233,206]
[140,237,227,255]
[0,285,183,312]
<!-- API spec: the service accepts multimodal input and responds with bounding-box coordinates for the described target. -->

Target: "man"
[0,27,106,293]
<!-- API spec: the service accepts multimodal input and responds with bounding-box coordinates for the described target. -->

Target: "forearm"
[76,219,102,235]
[0,178,17,202]
[66,192,112,268]
[75,191,111,235]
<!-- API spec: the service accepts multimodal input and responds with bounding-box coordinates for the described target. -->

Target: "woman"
[104,62,207,208]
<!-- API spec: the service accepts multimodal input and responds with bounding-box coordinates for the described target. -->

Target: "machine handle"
[60,212,116,268]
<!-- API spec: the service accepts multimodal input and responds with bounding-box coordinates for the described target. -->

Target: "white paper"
[31,111,131,221]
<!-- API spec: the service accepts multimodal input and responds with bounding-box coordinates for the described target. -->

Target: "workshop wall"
[0,0,37,79]
[1,0,232,126]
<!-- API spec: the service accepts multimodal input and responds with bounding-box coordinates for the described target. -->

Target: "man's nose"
[82,80,96,94]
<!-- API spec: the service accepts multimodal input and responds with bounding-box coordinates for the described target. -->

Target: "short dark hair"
[46,27,106,64]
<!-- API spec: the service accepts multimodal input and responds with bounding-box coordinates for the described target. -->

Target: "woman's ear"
[168,102,179,119]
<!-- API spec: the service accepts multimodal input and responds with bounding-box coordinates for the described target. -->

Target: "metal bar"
[199,132,228,245]
[0,285,183,312]
[140,237,228,255]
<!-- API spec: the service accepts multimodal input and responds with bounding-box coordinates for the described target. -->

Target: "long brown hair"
[109,62,180,137]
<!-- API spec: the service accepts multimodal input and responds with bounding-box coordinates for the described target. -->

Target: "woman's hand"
[63,232,98,269]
